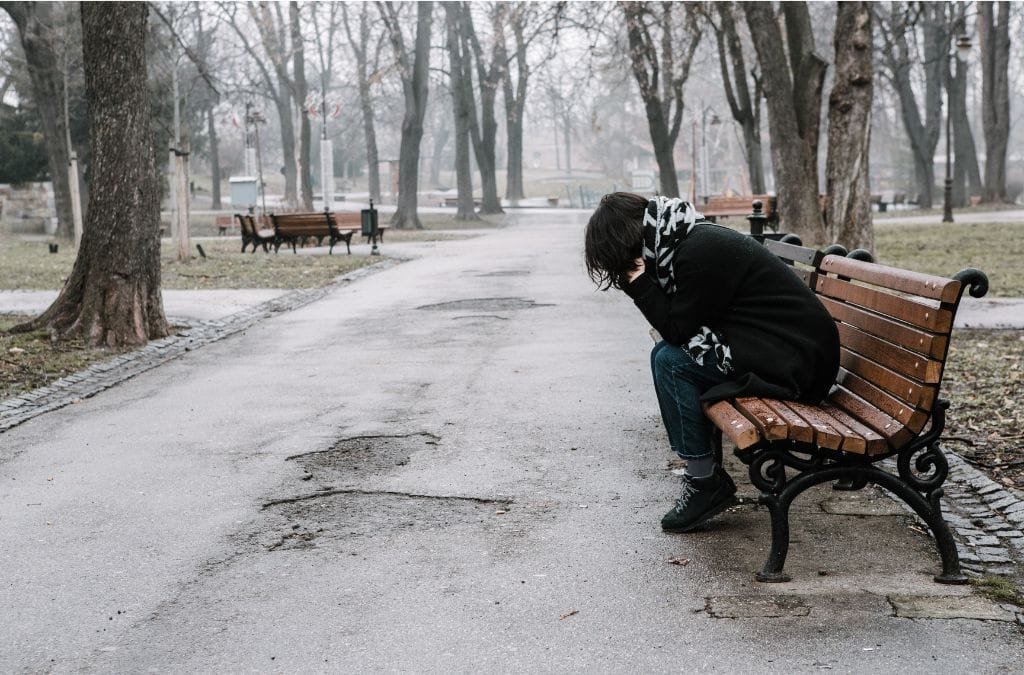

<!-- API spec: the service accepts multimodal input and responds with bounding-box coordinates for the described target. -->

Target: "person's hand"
[624,257,646,284]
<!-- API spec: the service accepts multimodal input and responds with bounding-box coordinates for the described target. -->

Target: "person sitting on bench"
[583,192,840,532]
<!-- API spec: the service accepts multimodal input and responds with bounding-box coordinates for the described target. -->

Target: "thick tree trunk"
[207,106,222,209]
[949,55,982,207]
[388,2,432,229]
[743,2,824,244]
[825,2,873,252]
[462,4,503,215]
[15,2,166,347]
[502,15,528,202]
[978,1,1010,203]
[781,2,827,184]
[428,120,450,188]
[444,3,477,221]
[291,2,313,210]
[2,1,75,240]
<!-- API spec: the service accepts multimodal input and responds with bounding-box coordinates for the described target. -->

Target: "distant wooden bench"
[270,212,355,254]
[442,196,481,208]
[235,213,275,253]
[702,195,777,225]
[701,239,988,584]
[215,214,237,235]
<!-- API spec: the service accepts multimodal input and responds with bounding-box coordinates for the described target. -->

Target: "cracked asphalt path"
[2,212,1021,672]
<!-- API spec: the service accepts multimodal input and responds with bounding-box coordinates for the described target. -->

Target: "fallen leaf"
[667,556,690,566]
[559,610,578,620]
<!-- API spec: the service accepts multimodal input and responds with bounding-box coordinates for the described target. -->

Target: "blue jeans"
[651,341,730,460]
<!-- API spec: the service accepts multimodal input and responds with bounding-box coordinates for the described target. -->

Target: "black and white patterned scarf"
[642,196,734,375]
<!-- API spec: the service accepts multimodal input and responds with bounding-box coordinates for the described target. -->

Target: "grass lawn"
[0,314,118,400]
[874,221,1024,297]
[0,213,501,292]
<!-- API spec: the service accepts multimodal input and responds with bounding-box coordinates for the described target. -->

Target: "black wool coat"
[624,223,840,403]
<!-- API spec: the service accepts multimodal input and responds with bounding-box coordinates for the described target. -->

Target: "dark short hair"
[584,192,648,290]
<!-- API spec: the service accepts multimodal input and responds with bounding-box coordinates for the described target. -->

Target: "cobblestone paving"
[942,454,1024,576]
[0,260,398,435]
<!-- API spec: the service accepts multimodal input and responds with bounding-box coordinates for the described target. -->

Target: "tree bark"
[711,2,764,193]
[341,4,381,203]
[461,4,503,214]
[622,2,701,198]
[444,2,477,221]
[1,1,75,240]
[742,1,824,244]
[502,8,528,202]
[978,1,1010,203]
[949,52,982,207]
[825,2,873,252]
[381,1,432,229]
[782,2,827,185]
[207,106,222,209]
[290,1,313,210]
[15,2,167,347]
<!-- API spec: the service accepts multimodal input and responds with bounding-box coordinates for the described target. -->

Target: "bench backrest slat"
[839,348,937,412]
[818,296,948,359]
[816,275,954,333]
[820,255,962,303]
[836,323,943,384]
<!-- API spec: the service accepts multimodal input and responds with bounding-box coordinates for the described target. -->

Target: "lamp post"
[943,34,972,223]
[700,108,720,205]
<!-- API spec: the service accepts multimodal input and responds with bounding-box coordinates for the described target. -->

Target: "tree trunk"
[342,4,381,203]
[978,1,1010,203]
[2,1,74,240]
[949,54,982,206]
[461,4,503,215]
[825,2,873,252]
[713,2,765,194]
[444,2,477,221]
[15,2,166,347]
[782,3,827,185]
[386,2,432,229]
[274,84,298,207]
[291,2,313,210]
[207,106,222,209]
[742,1,824,244]
[429,119,450,188]
[502,14,528,202]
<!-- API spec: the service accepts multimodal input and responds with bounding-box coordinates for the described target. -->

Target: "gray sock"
[684,455,715,478]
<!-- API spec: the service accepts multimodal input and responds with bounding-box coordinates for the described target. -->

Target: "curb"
[0,258,401,435]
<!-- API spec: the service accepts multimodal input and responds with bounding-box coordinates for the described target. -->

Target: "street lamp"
[700,109,721,205]
[942,34,972,223]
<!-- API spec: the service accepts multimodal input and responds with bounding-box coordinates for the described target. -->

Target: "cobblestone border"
[0,258,400,434]
[942,453,1024,576]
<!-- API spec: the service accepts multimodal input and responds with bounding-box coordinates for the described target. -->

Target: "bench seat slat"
[820,296,948,359]
[839,348,936,411]
[782,402,844,451]
[836,371,932,434]
[734,397,789,440]
[819,402,888,455]
[816,276,953,333]
[819,254,962,303]
[836,323,944,384]
[704,401,762,451]
[829,387,915,449]
[761,400,815,443]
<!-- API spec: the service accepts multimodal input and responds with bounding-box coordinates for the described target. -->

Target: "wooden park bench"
[702,238,988,584]
[270,211,357,254]
[235,213,275,253]
[702,195,777,226]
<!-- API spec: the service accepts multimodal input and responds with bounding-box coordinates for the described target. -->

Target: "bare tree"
[1,1,76,239]
[825,1,873,251]
[621,1,701,198]
[443,2,477,220]
[339,3,382,202]
[14,2,166,347]
[288,2,312,210]
[706,1,764,193]
[978,0,1011,202]
[742,1,825,243]
[461,3,504,215]
[379,1,433,229]
[875,2,946,209]
[948,2,982,207]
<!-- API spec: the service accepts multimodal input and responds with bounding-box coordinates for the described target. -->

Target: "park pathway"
[1,212,1021,672]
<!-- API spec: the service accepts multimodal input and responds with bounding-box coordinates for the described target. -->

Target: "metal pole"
[942,53,954,223]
